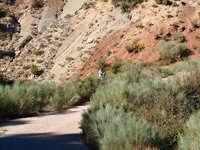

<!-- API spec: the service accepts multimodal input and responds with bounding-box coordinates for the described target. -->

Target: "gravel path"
[0,104,89,150]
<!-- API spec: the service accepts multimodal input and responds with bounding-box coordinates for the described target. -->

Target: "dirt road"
[0,104,89,150]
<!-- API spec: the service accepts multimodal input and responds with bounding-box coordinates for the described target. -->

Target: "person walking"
[98,68,104,79]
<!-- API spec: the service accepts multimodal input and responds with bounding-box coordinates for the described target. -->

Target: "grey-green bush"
[78,76,99,99]
[175,59,200,109]
[0,75,99,119]
[50,86,65,110]
[157,41,188,64]
[0,82,55,118]
[172,32,185,43]
[178,110,200,150]
[81,104,159,150]
[90,64,192,148]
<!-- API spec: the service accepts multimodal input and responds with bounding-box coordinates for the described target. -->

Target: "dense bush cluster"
[82,104,160,150]
[0,82,55,119]
[81,59,200,149]
[157,41,188,64]
[0,75,100,120]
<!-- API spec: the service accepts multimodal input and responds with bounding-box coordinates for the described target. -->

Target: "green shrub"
[191,19,198,28]
[83,1,95,10]
[0,82,55,119]
[37,60,44,64]
[172,2,179,7]
[195,35,200,40]
[176,60,200,109]
[110,56,122,74]
[91,79,129,107]
[112,0,143,12]
[0,74,99,120]
[40,44,47,48]
[162,0,168,5]
[167,14,173,18]
[155,0,169,5]
[170,22,180,29]
[157,41,188,64]
[125,40,144,53]
[63,76,80,104]
[34,50,44,56]
[31,0,43,9]
[50,86,65,110]
[63,75,99,106]
[81,104,160,149]
[172,32,185,43]
[96,57,109,71]
[178,110,200,150]
[155,0,162,4]
[78,76,99,99]
[179,20,184,24]
[30,64,39,75]
[162,34,168,41]
[155,66,174,77]
[120,2,128,13]
[125,45,134,52]
[0,6,11,18]
[135,23,144,28]
[136,43,145,51]
[91,65,145,107]
[192,44,197,50]
[90,64,193,148]
[23,65,30,70]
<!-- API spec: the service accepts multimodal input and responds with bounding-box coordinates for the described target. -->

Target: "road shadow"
[0,103,89,124]
[0,133,90,150]
[0,120,29,128]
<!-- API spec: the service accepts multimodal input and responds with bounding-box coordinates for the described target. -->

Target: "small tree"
[96,57,109,71]
[110,56,122,74]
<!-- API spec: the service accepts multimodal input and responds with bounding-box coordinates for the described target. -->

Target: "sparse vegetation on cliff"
[112,0,144,12]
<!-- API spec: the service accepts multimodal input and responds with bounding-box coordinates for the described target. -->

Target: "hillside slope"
[0,0,200,82]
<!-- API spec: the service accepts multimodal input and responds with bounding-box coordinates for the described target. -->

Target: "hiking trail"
[0,104,89,150]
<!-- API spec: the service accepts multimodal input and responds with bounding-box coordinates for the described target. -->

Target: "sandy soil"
[0,104,89,150]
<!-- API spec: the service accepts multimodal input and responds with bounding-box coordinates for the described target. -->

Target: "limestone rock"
[38,6,57,32]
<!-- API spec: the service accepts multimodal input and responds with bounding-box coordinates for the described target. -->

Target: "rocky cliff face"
[0,0,200,83]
